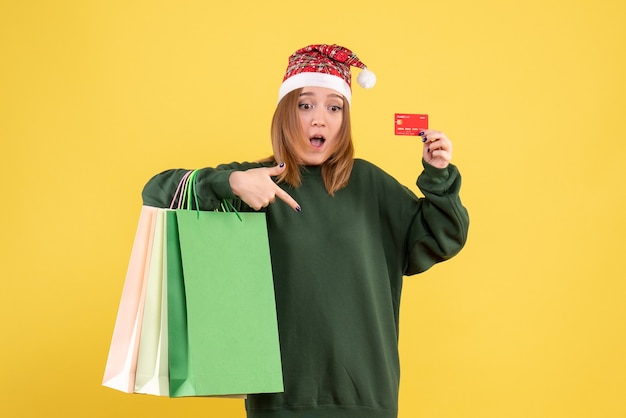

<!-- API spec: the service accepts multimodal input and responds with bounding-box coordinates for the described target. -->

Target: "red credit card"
[394,113,428,136]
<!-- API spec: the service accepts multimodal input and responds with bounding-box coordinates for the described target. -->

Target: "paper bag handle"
[169,170,193,209]
[170,169,242,221]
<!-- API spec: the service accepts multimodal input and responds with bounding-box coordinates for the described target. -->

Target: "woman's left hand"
[421,129,453,169]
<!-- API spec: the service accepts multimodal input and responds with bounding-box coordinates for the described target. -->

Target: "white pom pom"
[357,68,376,89]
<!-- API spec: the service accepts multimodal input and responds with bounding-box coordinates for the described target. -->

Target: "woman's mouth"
[310,135,325,148]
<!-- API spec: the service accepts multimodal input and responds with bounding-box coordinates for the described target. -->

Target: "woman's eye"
[298,103,314,110]
[329,105,342,112]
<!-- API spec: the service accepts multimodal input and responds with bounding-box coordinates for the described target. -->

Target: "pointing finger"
[274,185,301,212]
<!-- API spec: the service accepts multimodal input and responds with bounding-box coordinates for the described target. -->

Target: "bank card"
[394,113,428,136]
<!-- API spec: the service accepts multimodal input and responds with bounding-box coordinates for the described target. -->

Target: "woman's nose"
[312,109,326,126]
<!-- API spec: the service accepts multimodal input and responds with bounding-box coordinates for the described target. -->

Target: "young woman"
[142,44,469,418]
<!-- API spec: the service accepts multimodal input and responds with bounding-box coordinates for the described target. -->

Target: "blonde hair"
[266,88,354,195]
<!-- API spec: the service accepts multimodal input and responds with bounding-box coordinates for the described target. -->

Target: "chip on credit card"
[394,113,428,136]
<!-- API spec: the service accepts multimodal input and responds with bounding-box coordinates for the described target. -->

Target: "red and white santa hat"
[278,44,376,106]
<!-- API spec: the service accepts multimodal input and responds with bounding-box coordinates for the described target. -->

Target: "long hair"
[267,88,354,195]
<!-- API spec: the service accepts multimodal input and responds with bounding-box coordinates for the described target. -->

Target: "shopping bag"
[166,202,284,397]
[102,205,158,393]
[134,209,169,395]
[104,171,191,395]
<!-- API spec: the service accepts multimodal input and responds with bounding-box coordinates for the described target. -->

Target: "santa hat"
[277,44,376,105]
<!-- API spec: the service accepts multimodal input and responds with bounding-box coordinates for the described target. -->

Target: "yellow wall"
[2,1,625,417]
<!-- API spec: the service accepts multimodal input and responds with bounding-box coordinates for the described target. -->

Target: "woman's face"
[296,86,344,166]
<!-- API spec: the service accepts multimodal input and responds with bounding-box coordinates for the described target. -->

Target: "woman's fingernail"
[296,206,301,212]
[427,148,431,153]
[421,136,428,143]
[279,162,285,168]
[418,131,425,136]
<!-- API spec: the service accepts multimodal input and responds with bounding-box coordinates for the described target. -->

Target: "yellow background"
[1,0,625,417]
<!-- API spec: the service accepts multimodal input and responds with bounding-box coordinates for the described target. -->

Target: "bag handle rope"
[169,170,193,210]
[169,169,242,221]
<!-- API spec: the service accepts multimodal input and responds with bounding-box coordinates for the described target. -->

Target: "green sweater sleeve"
[141,162,264,210]
[404,159,469,275]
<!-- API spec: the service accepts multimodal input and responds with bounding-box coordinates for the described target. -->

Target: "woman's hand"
[420,129,453,169]
[229,163,301,212]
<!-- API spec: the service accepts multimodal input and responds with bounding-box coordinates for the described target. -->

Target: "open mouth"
[310,135,325,148]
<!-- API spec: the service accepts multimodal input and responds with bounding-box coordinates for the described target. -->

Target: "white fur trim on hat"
[278,72,352,105]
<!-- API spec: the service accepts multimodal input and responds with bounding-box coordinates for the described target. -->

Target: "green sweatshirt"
[142,158,469,418]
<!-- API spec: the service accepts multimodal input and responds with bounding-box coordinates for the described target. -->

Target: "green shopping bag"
[165,174,283,397]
